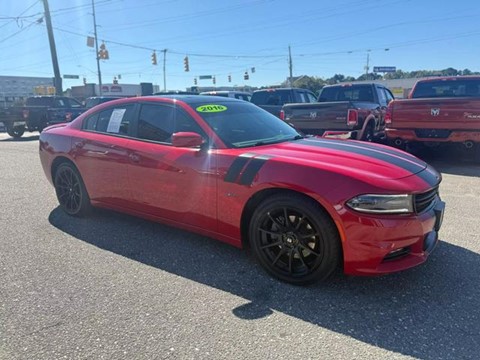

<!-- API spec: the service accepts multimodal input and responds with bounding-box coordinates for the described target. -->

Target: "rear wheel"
[7,125,25,138]
[54,162,91,216]
[361,123,374,142]
[249,194,341,285]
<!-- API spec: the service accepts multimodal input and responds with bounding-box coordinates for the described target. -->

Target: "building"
[0,75,54,107]
[68,82,160,101]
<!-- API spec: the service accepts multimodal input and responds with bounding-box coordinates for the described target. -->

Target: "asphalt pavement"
[1,132,479,360]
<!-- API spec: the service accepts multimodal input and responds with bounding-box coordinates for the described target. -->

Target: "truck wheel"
[362,124,374,142]
[249,193,341,285]
[7,125,25,139]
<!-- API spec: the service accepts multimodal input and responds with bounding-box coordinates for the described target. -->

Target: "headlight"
[346,194,413,214]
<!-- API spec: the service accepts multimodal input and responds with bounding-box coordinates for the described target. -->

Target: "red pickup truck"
[385,76,480,159]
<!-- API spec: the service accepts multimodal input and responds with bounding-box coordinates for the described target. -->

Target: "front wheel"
[54,162,91,217]
[7,125,25,138]
[249,194,341,285]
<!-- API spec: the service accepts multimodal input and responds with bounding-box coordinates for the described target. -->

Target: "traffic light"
[244,71,249,80]
[194,78,197,85]
[98,42,109,60]
[212,76,216,85]
[151,51,157,65]
[251,67,256,73]
[184,56,189,72]
[228,75,231,82]
[113,77,118,85]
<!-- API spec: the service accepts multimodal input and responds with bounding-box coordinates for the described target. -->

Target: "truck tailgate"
[284,101,351,132]
[390,98,480,130]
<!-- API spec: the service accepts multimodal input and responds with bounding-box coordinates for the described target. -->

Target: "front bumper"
[340,198,445,276]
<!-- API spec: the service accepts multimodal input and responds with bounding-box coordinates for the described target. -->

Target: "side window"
[83,113,99,131]
[54,98,67,108]
[377,87,388,107]
[137,104,206,144]
[82,104,134,135]
[67,98,83,108]
[298,92,307,103]
[384,88,395,103]
[306,92,317,102]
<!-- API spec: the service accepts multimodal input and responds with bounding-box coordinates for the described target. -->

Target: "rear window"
[412,79,480,98]
[251,90,292,106]
[319,85,374,102]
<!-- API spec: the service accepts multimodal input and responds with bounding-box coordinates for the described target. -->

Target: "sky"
[1,0,480,91]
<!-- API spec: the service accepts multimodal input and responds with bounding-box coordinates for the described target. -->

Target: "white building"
[0,75,54,107]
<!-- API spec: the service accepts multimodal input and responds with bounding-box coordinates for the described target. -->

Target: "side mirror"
[171,132,204,148]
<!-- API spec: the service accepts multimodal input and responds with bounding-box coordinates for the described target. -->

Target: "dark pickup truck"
[250,88,317,117]
[281,83,394,141]
[385,76,480,159]
[0,96,86,138]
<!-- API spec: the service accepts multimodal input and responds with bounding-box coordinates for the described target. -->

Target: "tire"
[54,162,91,217]
[361,123,374,142]
[7,125,25,138]
[249,193,341,285]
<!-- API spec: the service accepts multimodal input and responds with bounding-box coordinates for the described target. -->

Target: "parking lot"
[1,133,479,360]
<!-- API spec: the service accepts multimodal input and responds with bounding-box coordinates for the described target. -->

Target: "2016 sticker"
[196,104,227,113]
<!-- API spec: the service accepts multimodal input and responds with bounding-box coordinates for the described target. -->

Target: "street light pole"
[92,0,102,95]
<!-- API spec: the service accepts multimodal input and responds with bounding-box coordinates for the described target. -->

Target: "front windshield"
[194,101,301,148]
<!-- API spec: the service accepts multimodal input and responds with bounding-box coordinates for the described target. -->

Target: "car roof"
[147,94,243,105]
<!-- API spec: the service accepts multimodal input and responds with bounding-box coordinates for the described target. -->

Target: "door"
[127,102,217,230]
[72,103,136,208]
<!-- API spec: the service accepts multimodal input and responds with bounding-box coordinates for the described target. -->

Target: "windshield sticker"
[106,108,126,133]
[196,104,227,113]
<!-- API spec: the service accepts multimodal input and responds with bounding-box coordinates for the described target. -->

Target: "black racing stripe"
[224,153,255,183]
[297,139,426,175]
[311,137,425,167]
[417,164,441,188]
[239,155,271,185]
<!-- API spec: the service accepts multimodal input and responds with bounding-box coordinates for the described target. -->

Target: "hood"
[252,137,431,182]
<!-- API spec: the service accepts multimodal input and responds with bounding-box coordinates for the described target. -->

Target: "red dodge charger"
[39,95,445,284]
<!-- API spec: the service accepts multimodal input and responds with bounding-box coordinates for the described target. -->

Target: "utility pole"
[365,51,370,80]
[162,49,167,91]
[92,0,102,95]
[42,0,62,95]
[288,45,293,86]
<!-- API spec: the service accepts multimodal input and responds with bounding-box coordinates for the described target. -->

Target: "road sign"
[63,74,79,79]
[199,75,212,80]
[373,66,396,73]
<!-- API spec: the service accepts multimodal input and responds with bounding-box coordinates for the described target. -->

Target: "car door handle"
[129,153,140,163]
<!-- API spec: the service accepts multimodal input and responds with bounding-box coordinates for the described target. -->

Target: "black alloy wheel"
[7,125,25,139]
[54,163,91,216]
[250,194,341,285]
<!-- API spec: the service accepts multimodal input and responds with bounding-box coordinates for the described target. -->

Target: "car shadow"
[0,134,40,142]
[49,207,480,359]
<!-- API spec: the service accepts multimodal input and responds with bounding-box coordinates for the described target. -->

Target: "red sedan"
[39,96,445,284]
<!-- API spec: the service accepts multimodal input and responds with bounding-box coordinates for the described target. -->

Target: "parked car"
[85,96,122,109]
[200,91,251,101]
[250,88,317,117]
[281,83,394,141]
[39,96,444,285]
[1,96,86,138]
[386,76,480,159]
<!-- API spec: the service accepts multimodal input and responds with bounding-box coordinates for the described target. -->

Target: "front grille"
[414,129,451,139]
[414,187,438,213]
